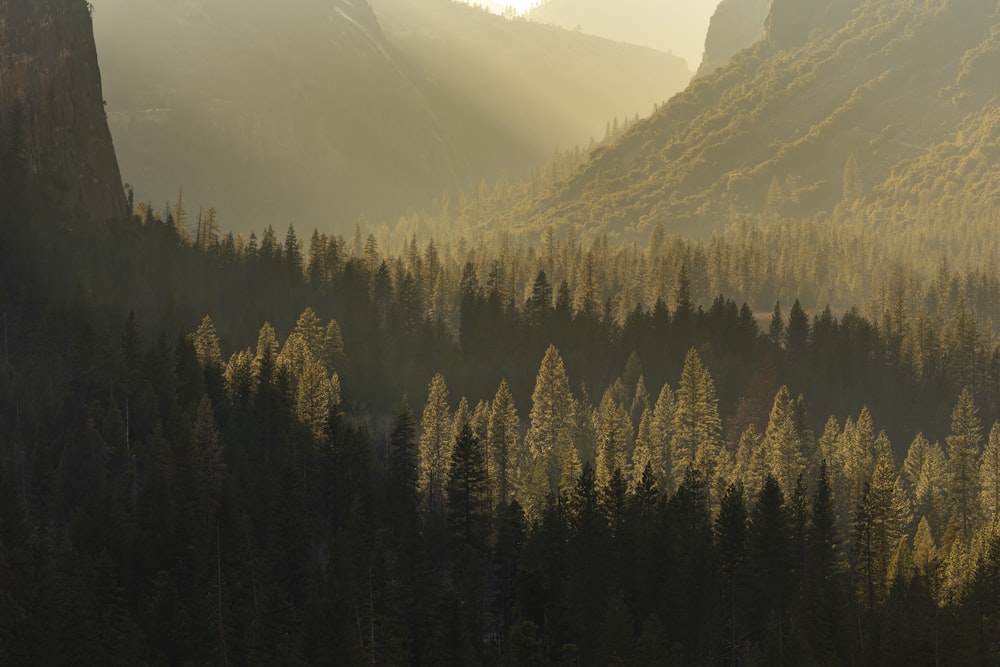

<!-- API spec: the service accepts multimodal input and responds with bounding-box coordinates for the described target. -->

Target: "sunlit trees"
[419,374,453,515]
[762,386,806,495]
[595,389,631,488]
[521,345,579,518]
[487,379,520,507]
[671,349,722,484]
[852,453,911,609]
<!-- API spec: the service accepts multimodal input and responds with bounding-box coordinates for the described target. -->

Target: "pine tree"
[947,388,983,539]
[735,424,768,501]
[389,395,419,522]
[595,389,631,488]
[648,383,675,495]
[192,316,223,371]
[762,386,806,495]
[296,352,335,443]
[630,407,655,493]
[447,423,490,549]
[852,453,911,609]
[419,374,452,516]
[487,379,519,508]
[522,345,579,518]
[904,434,949,535]
[252,322,281,390]
[672,350,724,509]
[192,395,226,528]
[672,349,722,484]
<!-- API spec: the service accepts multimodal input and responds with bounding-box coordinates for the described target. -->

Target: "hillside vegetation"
[502,0,999,247]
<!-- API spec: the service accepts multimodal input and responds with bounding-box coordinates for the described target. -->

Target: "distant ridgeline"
[0,0,126,221]
[503,0,1000,242]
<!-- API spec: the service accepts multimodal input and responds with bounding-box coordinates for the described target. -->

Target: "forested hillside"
[3,197,1000,662]
[4,0,1000,664]
[511,0,1000,241]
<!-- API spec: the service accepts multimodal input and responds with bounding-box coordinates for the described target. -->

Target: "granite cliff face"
[696,0,771,77]
[0,0,126,220]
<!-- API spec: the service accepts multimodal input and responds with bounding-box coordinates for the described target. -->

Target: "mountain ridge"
[511,0,1000,241]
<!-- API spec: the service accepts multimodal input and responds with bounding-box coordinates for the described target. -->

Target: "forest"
[1,199,1000,665]
[3,0,1000,664]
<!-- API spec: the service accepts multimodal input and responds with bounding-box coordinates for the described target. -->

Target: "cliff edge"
[0,0,127,220]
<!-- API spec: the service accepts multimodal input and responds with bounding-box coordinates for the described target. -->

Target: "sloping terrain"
[371,0,693,154]
[516,0,1000,240]
[696,0,772,76]
[526,0,718,68]
[93,0,690,235]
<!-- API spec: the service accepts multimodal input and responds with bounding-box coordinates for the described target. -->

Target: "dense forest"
[2,200,1000,664]
[4,0,1000,664]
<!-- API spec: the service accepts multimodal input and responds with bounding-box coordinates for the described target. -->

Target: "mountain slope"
[371,0,692,154]
[93,0,689,235]
[516,0,1000,240]
[95,0,466,234]
[0,0,126,221]
[696,0,771,76]
[526,0,718,68]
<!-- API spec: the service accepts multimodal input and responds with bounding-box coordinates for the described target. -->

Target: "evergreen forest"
[2,200,1000,664]
[3,0,1000,664]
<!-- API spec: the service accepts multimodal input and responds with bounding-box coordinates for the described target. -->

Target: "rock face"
[696,0,772,77]
[0,0,127,220]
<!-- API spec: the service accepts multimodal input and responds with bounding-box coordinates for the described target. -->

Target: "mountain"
[696,0,771,77]
[370,0,692,154]
[527,0,719,69]
[93,0,689,235]
[94,0,465,235]
[0,0,126,221]
[515,0,1000,241]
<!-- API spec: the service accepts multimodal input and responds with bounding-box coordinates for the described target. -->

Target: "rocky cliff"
[0,0,126,220]
[696,0,771,77]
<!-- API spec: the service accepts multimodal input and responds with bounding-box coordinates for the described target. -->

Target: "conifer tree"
[672,349,721,481]
[487,379,519,507]
[595,390,631,488]
[852,453,911,609]
[763,386,806,495]
[296,353,336,443]
[192,395,226,527]
[735,424,768,501]
[522,345,579,518]
[630,407,655,493]
[192,316,223,371]
[947,388,983,539]
[648,383,675,494]
[389,395,419,522]
[419,374,452,516]
[447,423,490,548]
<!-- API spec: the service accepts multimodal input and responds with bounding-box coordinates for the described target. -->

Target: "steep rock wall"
[0,0,126,220]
